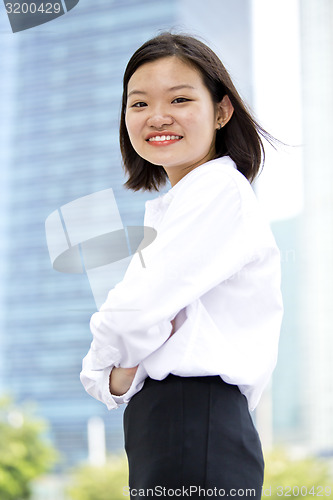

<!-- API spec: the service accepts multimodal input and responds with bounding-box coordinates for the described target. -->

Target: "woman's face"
[125,56,223,186]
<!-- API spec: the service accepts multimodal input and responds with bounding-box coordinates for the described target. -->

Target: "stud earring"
[218,122,223,130]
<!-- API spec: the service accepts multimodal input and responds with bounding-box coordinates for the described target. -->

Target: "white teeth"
[148,135,182,142]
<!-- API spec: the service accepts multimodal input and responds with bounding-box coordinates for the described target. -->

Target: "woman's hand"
[109,365,138,396]
[110,320,175,397]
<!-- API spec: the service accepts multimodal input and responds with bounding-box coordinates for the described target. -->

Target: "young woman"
[80,32,283,499]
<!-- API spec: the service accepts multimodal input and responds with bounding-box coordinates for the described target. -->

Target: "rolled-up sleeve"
[80,347,120,410]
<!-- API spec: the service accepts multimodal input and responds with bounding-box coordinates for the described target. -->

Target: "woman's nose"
[146,107,174,128]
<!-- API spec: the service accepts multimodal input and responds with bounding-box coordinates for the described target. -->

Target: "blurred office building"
[0,0,179,467]
[298,0,333,455]
[0,0,332,469]
[0,0,257,467]
[253,0,333,458]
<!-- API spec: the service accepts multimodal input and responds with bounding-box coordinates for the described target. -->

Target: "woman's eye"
[131,102,147,108]
[172,97,190,104]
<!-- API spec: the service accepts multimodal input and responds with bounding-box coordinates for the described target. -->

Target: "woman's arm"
[108,319,176,396]
[89,172,245,366]
[81,163,272,406]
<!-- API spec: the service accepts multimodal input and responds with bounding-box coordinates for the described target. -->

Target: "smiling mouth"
[147,135,183,142]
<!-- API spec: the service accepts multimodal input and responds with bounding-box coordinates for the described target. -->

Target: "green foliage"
[263,448,333,499]
[67,455,129,500]
[0,396,58,500]
[67,448,333,500]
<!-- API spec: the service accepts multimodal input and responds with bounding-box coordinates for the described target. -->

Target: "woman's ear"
[216,95,234,130]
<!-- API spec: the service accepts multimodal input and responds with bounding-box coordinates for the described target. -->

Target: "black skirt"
[124,375,264,500]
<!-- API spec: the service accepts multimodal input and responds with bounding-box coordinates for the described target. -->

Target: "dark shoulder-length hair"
[120,32,273,191]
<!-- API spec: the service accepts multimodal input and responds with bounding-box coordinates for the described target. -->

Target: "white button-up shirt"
[80,156,283,411]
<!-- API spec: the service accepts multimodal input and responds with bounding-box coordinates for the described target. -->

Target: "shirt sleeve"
[83,168,260,376]
[80,351,146,409]
[80,350,119,410]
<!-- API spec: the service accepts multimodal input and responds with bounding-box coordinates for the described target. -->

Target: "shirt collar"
[166,156,236,200]
[147,156,236,211]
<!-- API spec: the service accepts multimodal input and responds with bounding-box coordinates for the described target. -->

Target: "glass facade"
[1,0,178,467]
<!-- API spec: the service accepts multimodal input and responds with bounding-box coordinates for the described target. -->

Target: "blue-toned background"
[0,0,332,478]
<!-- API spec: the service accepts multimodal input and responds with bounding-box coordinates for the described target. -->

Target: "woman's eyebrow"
[168,84,196,92]
[127,90,146,97]
[128,84,196,98]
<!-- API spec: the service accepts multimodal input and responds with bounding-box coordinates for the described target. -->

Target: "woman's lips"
[146,134,183,146]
